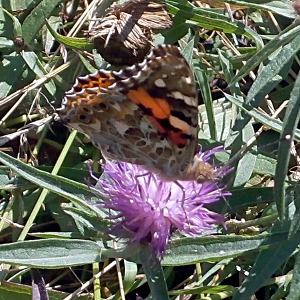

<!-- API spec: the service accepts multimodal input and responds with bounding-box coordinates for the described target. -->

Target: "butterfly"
[57,44,219,183]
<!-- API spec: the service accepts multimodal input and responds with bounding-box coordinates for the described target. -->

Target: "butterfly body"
[58,45,218,182]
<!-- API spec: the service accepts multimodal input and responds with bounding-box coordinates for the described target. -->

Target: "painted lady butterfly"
[57,44,219,183]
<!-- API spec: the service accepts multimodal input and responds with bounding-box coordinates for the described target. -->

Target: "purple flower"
[91,148,231,258]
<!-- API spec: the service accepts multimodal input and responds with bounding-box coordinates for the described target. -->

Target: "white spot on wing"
[111,119,130,134]
[154,78,166,88]
[182,95,195,106]
[172,91,184,100]
[185,76,192,84]
[171,91,195,106]
[109,101,122,111]
[169,115,190,133]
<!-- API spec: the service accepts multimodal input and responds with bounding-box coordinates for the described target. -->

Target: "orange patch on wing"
[168,116,191,147]
[96,73,115,88]
[127,88,191,146]
[147,115,167,134]
[78,73,115,90]
[127,88,170,119]
[169,130,189,147]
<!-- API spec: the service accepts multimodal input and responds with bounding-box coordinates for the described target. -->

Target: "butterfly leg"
[174,181,186,202]
[133,172,152,194]
[174,180,191,224]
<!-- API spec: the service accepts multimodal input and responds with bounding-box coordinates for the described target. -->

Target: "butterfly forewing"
[58,45,216,182]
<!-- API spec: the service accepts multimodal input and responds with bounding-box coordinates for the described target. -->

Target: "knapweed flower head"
[92,148,231,258]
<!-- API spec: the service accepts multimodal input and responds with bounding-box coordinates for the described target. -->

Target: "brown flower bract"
[89,0,172,65]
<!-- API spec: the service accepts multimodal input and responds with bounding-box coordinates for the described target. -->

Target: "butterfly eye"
[196,174,206,184]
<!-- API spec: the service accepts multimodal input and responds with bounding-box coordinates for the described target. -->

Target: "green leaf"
[224,94,300,140]
[215,0,295,19]
[244,41,296,106]
[170,284,235,297]
[233,210,298,299]
[0,280,91,300]
[0,55,26,98]
[227,186,282,213]
[0,0,44,12]
[0,151,101,209]
[254,154,277,177]
[0,165,99,190]
[199,99,232,141]
[0,239,102,268]
[22,0,63,44]
[0,7,22,37]
[43,15,60,54]
[231,122,257,187]
[165,0,264,50]
[195,66,217,140]
[288,250,300,300]
[163,224,299,265]
[45,18,93,51]
[113,260,138,299]
[21,51,56,95]
[274,60,300,219]
[230,22,300,85]
[140,244,169,300]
